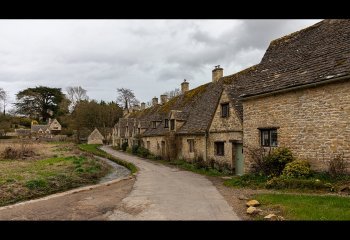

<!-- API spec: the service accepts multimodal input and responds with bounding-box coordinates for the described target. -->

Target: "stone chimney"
[152,97,158,106]
[133,104,140,111]
[141,102,146,110]
[212,65,223,82]
[160,95,168,104]
[181,79,189,94]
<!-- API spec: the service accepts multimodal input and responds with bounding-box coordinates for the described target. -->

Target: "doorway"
[232,143,244,176]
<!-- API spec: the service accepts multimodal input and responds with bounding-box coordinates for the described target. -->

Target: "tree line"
[0,86,139,142]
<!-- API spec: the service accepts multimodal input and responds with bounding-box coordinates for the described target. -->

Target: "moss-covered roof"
[118,81,222,136]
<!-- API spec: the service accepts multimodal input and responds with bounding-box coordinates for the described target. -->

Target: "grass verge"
[254,193,350,220]
[0,155,110,207]
[78,144,137,174]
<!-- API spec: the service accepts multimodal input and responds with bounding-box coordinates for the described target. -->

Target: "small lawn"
[224,173,350,193]
[0,155,111,206]
[255,193,350,220]
[78,144,137,174]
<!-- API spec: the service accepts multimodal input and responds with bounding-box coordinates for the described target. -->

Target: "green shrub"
[126,147,132,154]
[137,147,150,158]
[328,153,347,178]
[282,160,311,178]
[132,145,139,154]
[263,147,294,176]
[121,142,128,151]
[265,177,334,191]
[26,179,48,190]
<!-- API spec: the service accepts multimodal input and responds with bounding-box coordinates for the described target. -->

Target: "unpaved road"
[101,146,239,220]
[0,146,239,220]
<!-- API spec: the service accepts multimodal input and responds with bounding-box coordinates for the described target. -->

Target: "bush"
[282,160,311,178]
[193,155,207,169]
[132,145,139,154]
[136,147,150,158]
[262,147,294,176]
[265,177,334,191]
[121,142,128,151]
[3,147,18,159]
[328,153,347,178]
[126,147,132,154]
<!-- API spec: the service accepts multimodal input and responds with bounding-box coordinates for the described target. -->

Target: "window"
[170,119,175,130]
[152,121,157,128]
[138,128,141,134]
[164,119,169,128]
[215,142,225,156]
[147,141,150,149]
[126,126,128,134]
[260,129,278,147]
[157,142,160,150]
[221,103,229,118]
[188,139,195,153]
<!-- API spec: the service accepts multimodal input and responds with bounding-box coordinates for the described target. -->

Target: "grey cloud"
[0,20,321,109]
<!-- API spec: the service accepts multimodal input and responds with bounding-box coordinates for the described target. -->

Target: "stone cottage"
[113,19,350,174]
[88,128,105,144]
[31,118,62,137]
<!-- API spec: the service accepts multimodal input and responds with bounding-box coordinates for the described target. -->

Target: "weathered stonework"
[207,88,243,168]
[243,80,350,173]
[180,135,205,161]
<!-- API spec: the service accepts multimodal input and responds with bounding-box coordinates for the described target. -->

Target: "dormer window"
[221,103,229,118]
[170,119,175,130]
[164,119,169,128]
[152,121,157,128]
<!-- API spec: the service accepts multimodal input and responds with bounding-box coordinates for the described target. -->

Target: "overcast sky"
[0,19,321,108]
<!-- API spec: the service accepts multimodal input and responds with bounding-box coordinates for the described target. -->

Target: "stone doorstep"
[0,176,134,211]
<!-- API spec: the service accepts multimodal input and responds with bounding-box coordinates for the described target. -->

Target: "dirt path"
[101,146,239,220]
[0,178,135,220]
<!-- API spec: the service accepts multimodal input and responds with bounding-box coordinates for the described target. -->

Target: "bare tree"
[117,88,139,111]
[162,87,181,100]
[66,86,89,112]
[0,88,9,115]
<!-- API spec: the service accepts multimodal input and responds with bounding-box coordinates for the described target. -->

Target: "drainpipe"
[204,130,208,162]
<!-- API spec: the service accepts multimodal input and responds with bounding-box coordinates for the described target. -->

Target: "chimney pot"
[160,95,168,104]
[212,65,223,82]
[152,97,158,106]
[181,79,189,93]
[141,102,146,110]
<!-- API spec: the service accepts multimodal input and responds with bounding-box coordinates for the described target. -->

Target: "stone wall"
[243,80,350,173]
[207,87,243,168]
[143,136,166,157]
[209,87,242,132]
[179,135,205,162]
[207,132,242,167]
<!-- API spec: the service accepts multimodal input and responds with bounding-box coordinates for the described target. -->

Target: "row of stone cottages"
[112,19,350,175]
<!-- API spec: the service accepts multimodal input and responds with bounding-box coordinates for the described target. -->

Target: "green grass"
[223,173,350,193]
[0,155,110,206]
[224,174,268,189]
[78,144,137,174]
[167,159,227,177]
[255,193,350,220]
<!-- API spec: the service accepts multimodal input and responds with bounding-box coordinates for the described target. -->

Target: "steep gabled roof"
[221,19,350,121]
[31,124,49,133]
[88,128,104,140]
[129,81,223,136]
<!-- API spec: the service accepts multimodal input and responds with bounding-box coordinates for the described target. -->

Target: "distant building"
[88,128,105,144]
[31,118,62,137]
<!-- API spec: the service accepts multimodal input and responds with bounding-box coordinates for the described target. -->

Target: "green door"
[235,144,244,176]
